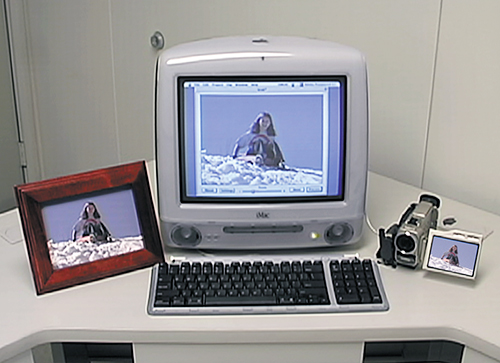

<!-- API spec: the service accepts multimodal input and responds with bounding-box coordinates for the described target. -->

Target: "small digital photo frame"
[423,229,483,280]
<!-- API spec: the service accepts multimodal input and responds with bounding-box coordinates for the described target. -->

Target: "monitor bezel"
[177,75,348,205]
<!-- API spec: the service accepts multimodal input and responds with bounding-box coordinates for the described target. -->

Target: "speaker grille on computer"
[324,223,354,244]
[171,225,202,247]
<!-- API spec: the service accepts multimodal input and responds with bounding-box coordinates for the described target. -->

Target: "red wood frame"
[15,161,163,294]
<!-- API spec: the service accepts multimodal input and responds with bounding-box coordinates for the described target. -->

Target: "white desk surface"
[1,172,499,362]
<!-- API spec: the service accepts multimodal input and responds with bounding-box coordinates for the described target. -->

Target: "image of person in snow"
[441,244,460,266]
[232,112,285,168]
[71,201,112,243]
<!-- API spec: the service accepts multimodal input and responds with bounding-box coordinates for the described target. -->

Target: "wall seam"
[5,0,45,181]
[107,0,121,163]
[2,0,25,182]
[420,0,444,188]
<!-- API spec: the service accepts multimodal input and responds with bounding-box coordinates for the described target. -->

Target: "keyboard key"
[156,289,179,298]
[228,289,238,297]
[206,295,277,306]
[292,261,302,273]
[359,293,372,303]
[171,297,185,306]
[214,262,224,274]
[303,261,313,272]
[192,262,202,274]
[202,262,213,274]
[169,265,179,275]
[302,280,326,288]
[154,299,170,307]
[337,292,360,304]
[187,297,203,306]
[281,261,291,273]
[298,288,328,298]
[279,296,296,305]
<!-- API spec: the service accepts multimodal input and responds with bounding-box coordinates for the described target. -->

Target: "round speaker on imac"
[324,223,354,244]
[171,225,202,247]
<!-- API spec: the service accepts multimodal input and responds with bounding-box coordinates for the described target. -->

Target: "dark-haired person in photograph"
[441,245,460,266]
[232,112,285,168]
[71,202,112,243]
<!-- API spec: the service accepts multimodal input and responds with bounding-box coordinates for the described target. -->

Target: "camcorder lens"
[396,234,416,252]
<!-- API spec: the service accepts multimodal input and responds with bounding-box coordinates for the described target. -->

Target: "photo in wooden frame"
[15,161,163,295]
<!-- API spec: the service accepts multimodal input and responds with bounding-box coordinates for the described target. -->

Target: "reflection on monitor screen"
[156,36,369,250]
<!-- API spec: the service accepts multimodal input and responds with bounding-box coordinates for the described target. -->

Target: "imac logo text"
[256,211,270,219]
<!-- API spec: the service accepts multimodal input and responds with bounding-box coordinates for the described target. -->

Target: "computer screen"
[156,36,368,250]
[179,76,345,203]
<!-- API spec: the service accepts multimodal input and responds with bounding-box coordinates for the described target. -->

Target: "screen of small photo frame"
[424,233,481,279]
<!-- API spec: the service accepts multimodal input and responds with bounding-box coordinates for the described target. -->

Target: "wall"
[0,1,23,212]
[4,0,500,215]
[423,0,500,216]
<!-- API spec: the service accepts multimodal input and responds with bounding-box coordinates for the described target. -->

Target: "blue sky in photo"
[429,235,479,270]
[200,94,325,170]
[41,187,141,242]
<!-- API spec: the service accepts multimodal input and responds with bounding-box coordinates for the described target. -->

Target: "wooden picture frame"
[15,161,163,295]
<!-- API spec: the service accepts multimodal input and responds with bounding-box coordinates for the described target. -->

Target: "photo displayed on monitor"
[178,76,346,203]
[423,230,482,279]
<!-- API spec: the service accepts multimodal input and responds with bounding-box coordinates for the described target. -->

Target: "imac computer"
[156,36,368,250]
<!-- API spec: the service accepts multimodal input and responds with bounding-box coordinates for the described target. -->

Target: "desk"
[1,173,499,363]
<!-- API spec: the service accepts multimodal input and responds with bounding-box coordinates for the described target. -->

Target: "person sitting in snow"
[441,245,460,266]
[232,112,285,168]
[71,202,112,243]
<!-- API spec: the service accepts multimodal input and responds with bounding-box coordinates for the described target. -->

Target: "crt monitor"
[156,36,368,250]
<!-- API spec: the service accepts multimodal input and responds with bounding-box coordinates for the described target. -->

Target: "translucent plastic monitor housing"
[156,36,368,250]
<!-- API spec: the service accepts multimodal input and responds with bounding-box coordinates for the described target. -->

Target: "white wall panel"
[110,0,441,187]
[15,0,120,179]
[8,0,440,189]
[424,0,500,215]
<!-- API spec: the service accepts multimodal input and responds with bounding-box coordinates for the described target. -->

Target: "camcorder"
[377,194,440,268]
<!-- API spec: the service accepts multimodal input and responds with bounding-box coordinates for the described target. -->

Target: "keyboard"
[147,254,389,315]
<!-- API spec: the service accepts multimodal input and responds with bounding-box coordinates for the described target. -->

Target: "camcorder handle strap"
[377,224,399,267]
